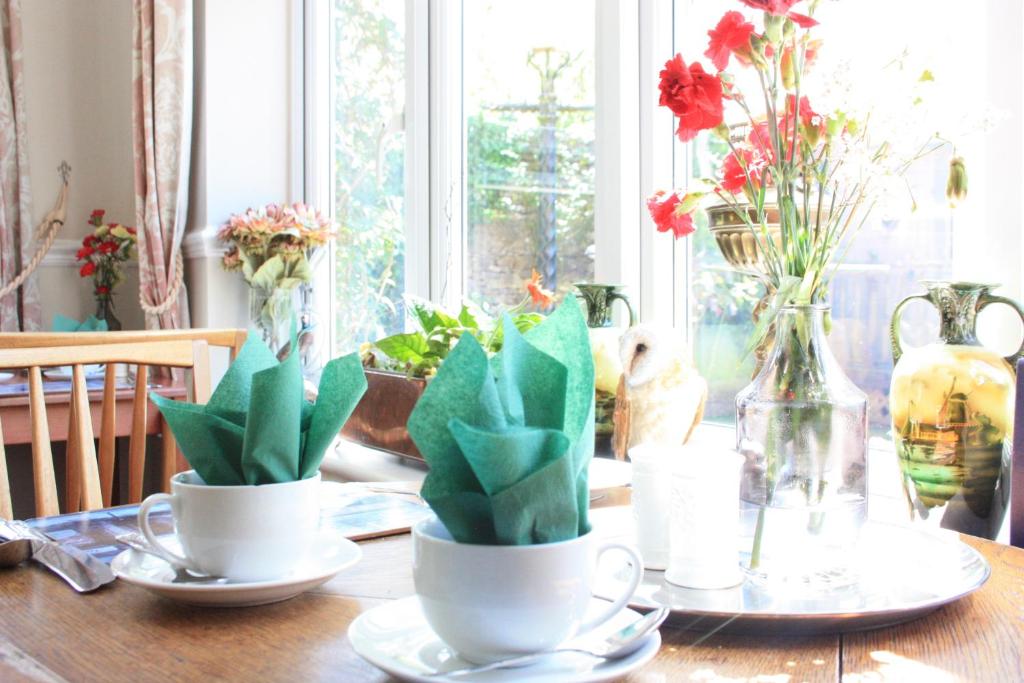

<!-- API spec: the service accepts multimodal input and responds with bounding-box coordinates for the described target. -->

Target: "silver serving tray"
[596,522,990,635]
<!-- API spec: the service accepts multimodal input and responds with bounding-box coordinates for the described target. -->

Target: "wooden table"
[0,490,1021,682]
[0,372,185,445]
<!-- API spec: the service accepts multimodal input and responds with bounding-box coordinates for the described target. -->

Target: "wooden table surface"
[0,489,1021,682]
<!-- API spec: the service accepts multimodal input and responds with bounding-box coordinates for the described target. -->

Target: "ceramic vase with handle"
[574,284,635,454]
[890,281,1024,539]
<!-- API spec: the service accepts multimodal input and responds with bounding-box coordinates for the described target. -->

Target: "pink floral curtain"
[132,0,191,329]
[0,0,40,331]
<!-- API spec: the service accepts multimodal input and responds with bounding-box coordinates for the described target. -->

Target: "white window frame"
[305,0,684,355]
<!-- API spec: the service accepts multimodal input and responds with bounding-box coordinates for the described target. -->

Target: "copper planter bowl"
[340,369,427,462]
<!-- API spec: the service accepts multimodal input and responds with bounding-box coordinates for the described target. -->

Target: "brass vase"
[574,284,635,455]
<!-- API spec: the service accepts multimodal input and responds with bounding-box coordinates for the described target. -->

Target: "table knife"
[0,520,115,592]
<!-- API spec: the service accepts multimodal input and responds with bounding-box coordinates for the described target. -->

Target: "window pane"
[331,0,406,353]
[463,0,596,311]
[680,1,963,435]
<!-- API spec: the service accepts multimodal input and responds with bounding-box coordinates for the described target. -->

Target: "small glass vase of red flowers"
[75,209,137,331]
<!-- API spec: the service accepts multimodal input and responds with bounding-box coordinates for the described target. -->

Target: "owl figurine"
[612,325,707,459]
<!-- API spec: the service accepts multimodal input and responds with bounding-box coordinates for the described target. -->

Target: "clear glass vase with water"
[735,305,868,589]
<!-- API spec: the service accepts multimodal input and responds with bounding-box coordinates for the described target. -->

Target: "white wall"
[185,0,300,376]
[19,0,312,340]
[20,0,142,329]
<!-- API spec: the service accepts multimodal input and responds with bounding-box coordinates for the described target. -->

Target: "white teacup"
[412,517,644,664]
[137,470,321,582]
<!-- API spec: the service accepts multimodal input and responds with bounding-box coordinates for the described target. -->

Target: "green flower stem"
[748,308,834,571]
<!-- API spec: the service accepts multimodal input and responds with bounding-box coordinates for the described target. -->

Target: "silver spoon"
[435,606,670,677]
[0,538,32,567]
[115,532,228,585]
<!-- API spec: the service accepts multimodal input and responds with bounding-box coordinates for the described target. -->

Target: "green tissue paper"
[152,334,368,485]
[52,314,108,332]
[407,298,595,545]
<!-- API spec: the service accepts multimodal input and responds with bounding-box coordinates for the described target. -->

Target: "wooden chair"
[3,329,247,361]
[1,329,246,503]
[0,338,211,519]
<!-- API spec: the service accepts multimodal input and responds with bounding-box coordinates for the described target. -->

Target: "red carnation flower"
[95,286,110,295]
[721,148,769,194]
[658,55,724,142]
[705,11,755,72]
[98,240,119,255]
[79,262,96,277]
[738,0,818,27]
[738,0,797,15]
[75,246,94,260]
[646,190,696,239]
[90,209,105,218]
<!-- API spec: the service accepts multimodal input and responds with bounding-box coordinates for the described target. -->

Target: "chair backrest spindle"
[0,418,11,519]
[128,364,149,503]
[71,364,103,511]
[98,364,117,506]
[26,366,59,517]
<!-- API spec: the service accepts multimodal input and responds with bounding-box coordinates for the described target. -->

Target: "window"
[327,0,408,353]
[313,0,663,355]
[463,1,597,309]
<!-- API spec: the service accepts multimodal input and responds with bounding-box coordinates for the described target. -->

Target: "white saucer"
[43,365,104,380]
[111,527,361,607]
[348,596,661,682]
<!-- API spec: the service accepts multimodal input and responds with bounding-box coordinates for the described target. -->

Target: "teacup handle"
[579,541,643,636]
[137,493,190,570]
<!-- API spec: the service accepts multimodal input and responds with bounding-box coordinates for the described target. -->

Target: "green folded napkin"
[407,299,595,545]
[53,314,108,332]
[152,334,368,485]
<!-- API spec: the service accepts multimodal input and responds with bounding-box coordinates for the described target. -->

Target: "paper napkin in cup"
[407,299,595,545]
[152,334,368,485]
[52,314,108,332]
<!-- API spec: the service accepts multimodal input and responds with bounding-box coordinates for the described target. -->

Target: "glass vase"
[95,296,122,331]
[296,282,323,381]
[249,287,294,356]
[735,304,868,589]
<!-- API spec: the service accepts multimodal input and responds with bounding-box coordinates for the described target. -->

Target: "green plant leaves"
[373,333,430,363]
[366,297,548,378]
[250,255,285,290]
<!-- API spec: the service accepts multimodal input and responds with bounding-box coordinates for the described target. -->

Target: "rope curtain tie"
[0,217,63,301]
[139,249,185,317]
[0,163,71,301]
